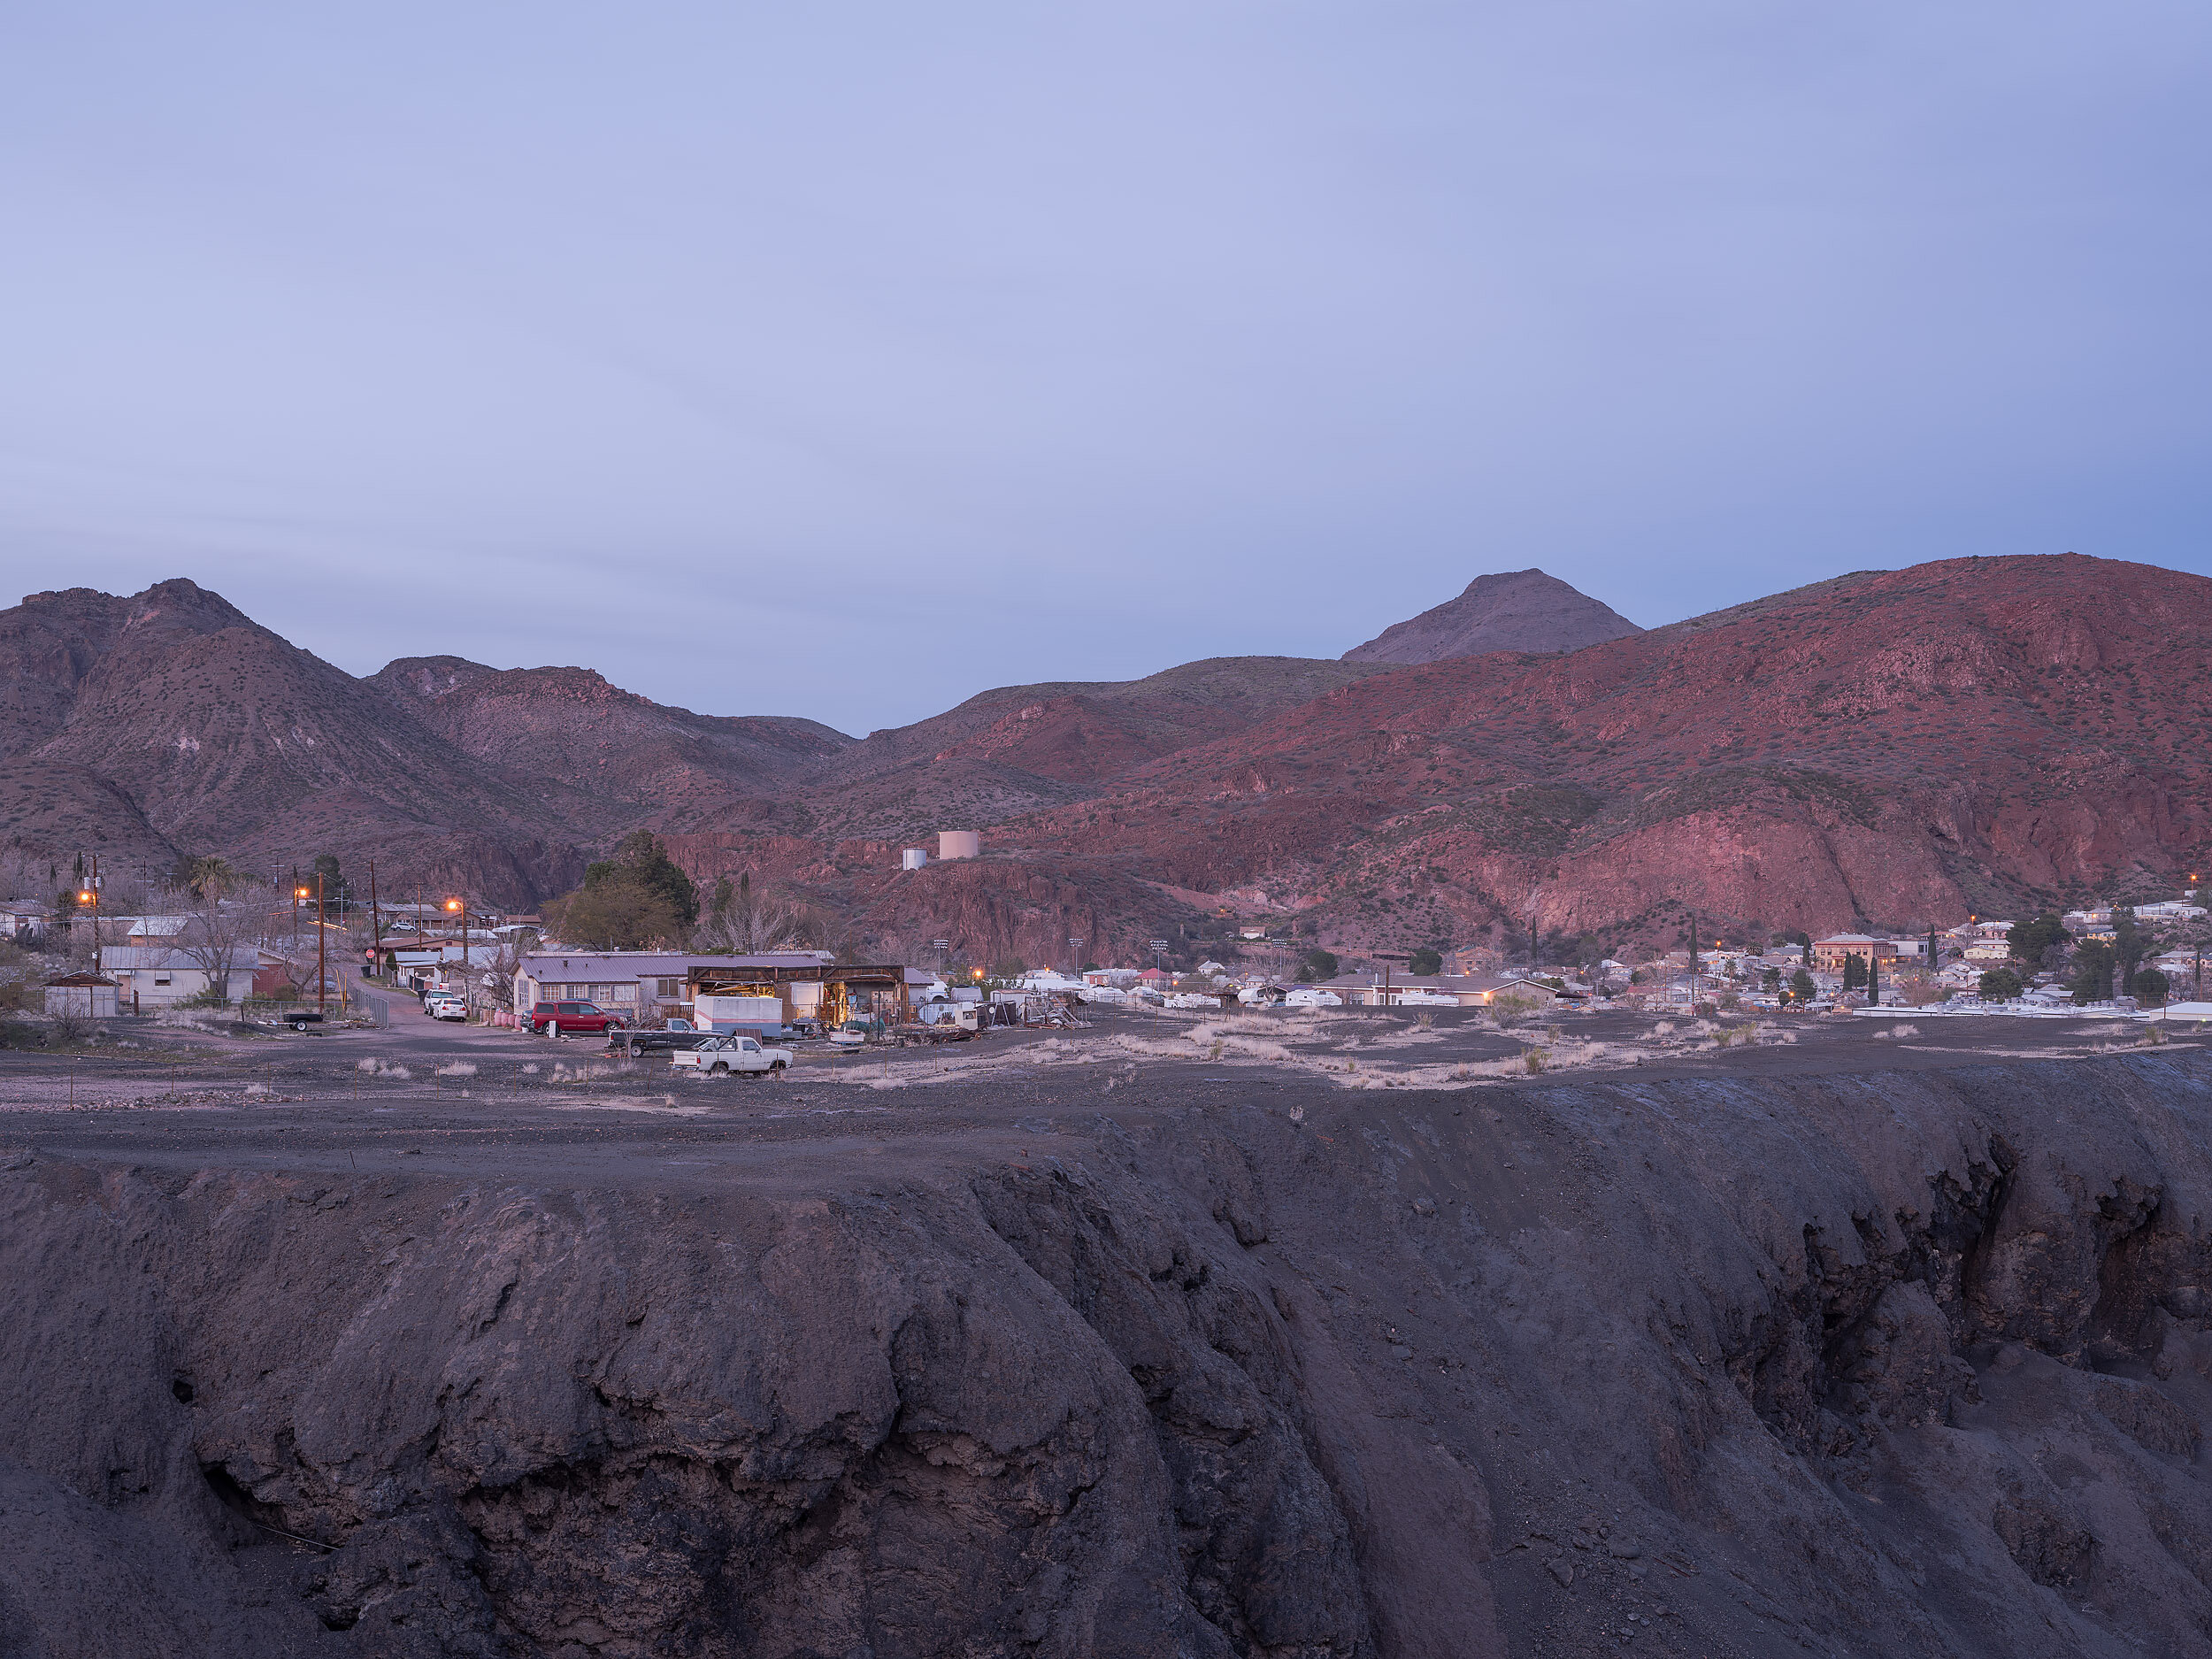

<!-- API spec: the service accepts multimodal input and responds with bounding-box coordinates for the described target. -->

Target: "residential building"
[42,973,118,1018]
[1318,972,1565,1009]
[0,902,52,941]
[101,946,240,1009]
[1810,934,1897,972]
[512,950,926,1030]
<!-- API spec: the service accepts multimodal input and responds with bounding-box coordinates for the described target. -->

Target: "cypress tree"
[1867,952,1882,1007]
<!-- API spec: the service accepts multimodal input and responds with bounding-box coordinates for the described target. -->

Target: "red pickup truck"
[528,999,627,1038]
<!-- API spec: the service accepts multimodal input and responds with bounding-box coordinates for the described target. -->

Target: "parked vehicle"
[278,1009,324,1032]
[426,993,467,1022]
[827,1019,874,1048]
[608,1026,717,1056]
[671,1033,794,1077]
[1282,987,1342,1009]
[528,999,627,1038]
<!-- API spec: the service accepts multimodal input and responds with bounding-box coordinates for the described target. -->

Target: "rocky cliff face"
[1342,569,1642,664]
[3,1052,2208,1656]
[5,555,2207,944]
[1013,553,2212,942]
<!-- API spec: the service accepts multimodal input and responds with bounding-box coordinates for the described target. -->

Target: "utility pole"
[1687,910,1701,1008]
[316,872,327,1016]
[85,854,102,976]
[368,858,381,980]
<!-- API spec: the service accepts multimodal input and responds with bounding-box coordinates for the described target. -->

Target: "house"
[0,902,52,941]
[2136,901,2208,921]
[124,916,188,940]
[1811,934,1897,973]
[512,950,923,1031]
[1963,937,2015,963]
[1318,972,1563,1009]
[42,973,118,1018]
[100,946,242,1009]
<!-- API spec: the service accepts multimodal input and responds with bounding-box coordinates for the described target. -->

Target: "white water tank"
[901,848,928,871]
[938,830,980,861]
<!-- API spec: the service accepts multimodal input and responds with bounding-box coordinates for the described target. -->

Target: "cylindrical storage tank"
[938,830,980,861]
[901,848,928,871]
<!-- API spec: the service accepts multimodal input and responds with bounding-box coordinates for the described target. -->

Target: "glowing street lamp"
[445,897,471,994]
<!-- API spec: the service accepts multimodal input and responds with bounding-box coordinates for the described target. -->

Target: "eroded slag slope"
[0,1055,2208,1657]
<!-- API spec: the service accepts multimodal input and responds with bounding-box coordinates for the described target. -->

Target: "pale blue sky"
[3,3,2207,733]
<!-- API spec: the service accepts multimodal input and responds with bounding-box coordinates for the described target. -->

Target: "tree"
[554,833,702,949]
[695,871,825,953]
[1761,964,1781,994]
[175,861,246,1003]
[1865,953,1882,1006]
[550,880,687,950]
[2008,913,2070,965]
[311,853,347,923]
[1842,954,1868,991]
[2133,967,2170,1006]
[1407,947,1443,976]
[1296,949,1339,983]
[2111,904,2146,995]
[1789,968,1817,1003]
[1978,966,2024,1001]
[2069,940,2116,1005]
[584,833,698,926]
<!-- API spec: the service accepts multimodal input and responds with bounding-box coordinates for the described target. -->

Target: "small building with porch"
[42,973,119,1018]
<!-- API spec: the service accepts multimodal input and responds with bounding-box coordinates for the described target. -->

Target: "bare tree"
[695,873,832,953]
[175,858,248,1003]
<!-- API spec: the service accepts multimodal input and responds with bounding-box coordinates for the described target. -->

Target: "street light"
[445,898,470,1010]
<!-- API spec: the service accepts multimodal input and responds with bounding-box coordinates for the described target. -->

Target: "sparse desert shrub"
[1489,994,1536,1029]
[47,1012,88,1048]
[1523,1049,1548,1074]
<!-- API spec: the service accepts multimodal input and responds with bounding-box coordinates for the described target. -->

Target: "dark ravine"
[2,1055,2208,1657]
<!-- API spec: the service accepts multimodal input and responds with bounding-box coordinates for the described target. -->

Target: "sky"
[2,3,2208,734]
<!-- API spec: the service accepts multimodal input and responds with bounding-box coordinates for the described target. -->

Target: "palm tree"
[188,856,237,902]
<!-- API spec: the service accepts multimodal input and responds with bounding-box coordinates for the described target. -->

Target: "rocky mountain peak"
[1342,567,1642,664]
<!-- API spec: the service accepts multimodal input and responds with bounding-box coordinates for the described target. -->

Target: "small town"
[8,830,2210,1062]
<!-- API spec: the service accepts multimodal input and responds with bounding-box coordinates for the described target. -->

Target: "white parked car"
[1283,987,1342,1009]
[425,992,466,1021]
[672,1034,794,1077]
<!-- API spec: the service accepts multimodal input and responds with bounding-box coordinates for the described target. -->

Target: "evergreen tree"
[1842,953,1867,991]
[2069,941,2116,1005]
[1866,953,1881,1006]
[1789,968,1817,1003]
[2111,904,2145,996]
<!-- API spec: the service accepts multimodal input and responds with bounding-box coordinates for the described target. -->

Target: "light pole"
[445,898,468,1018]
[294,882,311,1002]
[76,856,101,976]
[315,873,327,1016]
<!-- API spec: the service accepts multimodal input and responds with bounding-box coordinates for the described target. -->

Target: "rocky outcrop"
[4,1054,2210,1655]
[1342,568,1642,664]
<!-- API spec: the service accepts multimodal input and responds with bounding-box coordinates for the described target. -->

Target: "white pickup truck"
[671,1033,794,1078]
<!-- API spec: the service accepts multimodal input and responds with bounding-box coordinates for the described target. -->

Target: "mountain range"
[2,555,2202,965]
